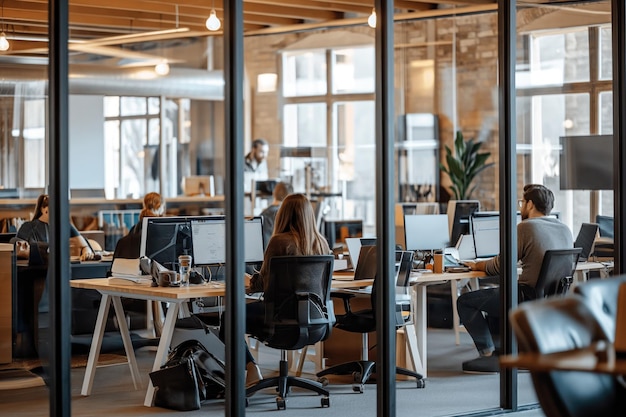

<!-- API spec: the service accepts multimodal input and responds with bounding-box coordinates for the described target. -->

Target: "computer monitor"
[447,200,480,246]
[471,214,500,258]
[471,212,522,258]
[183,175,215,197]
[190,216,265,265]
[190,216,226,265]
[243,217,265,263]
[574,223,599,261]
[140,216,194,269]
[404,214,449,252]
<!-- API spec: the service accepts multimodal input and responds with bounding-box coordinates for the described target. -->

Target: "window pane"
[148,97,160,115]
[334,101,376,226]
[516,93,590,232]
[283,103,326,147]
[599,26,612,81]
[120,119,147,198]
[104,120,120,198]
[521,29,590,88]
[23,99,46,188]
[120,97,147,116]
[599,91,613,134]
[104,96,120,117]
[282,51,327,97]
[332,47,375,94]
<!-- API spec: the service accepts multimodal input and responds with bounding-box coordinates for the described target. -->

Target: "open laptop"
[574,223,599,262]
[344,237,377,271]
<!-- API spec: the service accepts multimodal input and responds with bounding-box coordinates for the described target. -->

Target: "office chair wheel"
[416,379,426,389]
[318,376,329,386]
[352,384,365,393]
[276,397,286,410]
[321,396,330,407]
[352,371,362,383]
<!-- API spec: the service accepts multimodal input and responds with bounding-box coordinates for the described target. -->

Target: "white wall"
[69,95,105,189]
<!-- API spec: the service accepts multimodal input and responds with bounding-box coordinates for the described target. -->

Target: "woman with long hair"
[220,193,331,386]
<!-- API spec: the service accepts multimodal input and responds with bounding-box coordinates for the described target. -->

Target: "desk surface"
[500,342,626,374]
[70,278,226,299]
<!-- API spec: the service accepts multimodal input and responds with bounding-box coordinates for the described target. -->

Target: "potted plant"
[440,131,494,200]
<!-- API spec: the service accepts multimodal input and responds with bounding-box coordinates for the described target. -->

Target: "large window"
[517,25,613,231]
[104,97,190,199]
[281,46,376,232]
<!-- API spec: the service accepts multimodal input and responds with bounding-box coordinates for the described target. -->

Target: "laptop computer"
[574,223,599,262]
[344,237,377,271]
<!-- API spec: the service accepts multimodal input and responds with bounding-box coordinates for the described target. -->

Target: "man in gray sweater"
[459,184,573,373]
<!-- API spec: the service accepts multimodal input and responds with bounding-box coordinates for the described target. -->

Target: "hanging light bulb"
[367,8,376,28]
[0,32,9,51]
[154,60,170,75]
[205,9,221,31]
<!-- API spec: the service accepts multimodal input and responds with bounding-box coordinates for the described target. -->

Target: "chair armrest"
[330,291,356,314]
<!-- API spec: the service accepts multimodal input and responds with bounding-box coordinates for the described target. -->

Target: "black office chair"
[509,295,626,417]
[316,251,425,393]
[529,248,582,299]
[245,255,335,410]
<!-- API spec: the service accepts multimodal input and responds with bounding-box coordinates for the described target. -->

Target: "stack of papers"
[108,258,152,284]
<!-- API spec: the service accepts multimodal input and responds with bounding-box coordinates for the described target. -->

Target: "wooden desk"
[500,342,626,374]
[71,278,226,407]
[410,270,486,377]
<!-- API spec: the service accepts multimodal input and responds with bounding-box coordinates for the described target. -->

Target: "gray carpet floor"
[0,328,545,417]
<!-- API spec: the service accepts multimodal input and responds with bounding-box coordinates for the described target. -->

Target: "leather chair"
[573,275,626,343]
[509,295,626,417]
[316,250,425,393]
[245,255,335,410]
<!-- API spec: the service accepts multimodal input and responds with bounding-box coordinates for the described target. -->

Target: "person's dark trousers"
[218,301,265,364]
[457,287,500,356]
[457,283,537,356]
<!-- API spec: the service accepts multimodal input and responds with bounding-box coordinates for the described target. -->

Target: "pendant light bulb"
[0,32,9,51]
[154,60,170,76]
[367,9,376,28]
[206,9,221,31]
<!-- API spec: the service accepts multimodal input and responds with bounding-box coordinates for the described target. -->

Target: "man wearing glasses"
[459,184,573,373]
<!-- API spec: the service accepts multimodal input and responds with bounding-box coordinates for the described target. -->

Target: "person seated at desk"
[13,194,95,262]
[113,192,165,259]
[459,184,572,373]
[219,193,331,387]
[259,182,293,248]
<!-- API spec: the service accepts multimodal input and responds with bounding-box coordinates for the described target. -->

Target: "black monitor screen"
[448,200,480,246]
[560,135,613,190]
[140,216,194,269]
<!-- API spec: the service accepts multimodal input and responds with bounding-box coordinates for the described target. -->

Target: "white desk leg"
[144,301,180,407]
[403,323,420,374]
[111,295,142,390]
[81,293,111,396]
[411,284,427,378]
[451,281,462,345]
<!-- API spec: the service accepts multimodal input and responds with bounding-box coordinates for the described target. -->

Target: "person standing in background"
[244,138,270,181]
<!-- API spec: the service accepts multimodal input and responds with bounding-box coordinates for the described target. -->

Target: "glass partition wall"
[0,1,617,415]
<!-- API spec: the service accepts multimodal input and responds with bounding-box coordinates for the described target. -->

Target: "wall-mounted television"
[560,135,613,190]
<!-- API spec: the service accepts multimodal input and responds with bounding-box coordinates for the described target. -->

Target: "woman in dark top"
[242,193,331,385]
[15,194,95,261]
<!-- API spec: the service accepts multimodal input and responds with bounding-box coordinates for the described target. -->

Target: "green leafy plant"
[440,131,494,200]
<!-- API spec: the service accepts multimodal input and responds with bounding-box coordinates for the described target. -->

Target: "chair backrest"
[263,255,335,350]
[510,296,624,417]
[573,275,626,343]
[534,248,582,298]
